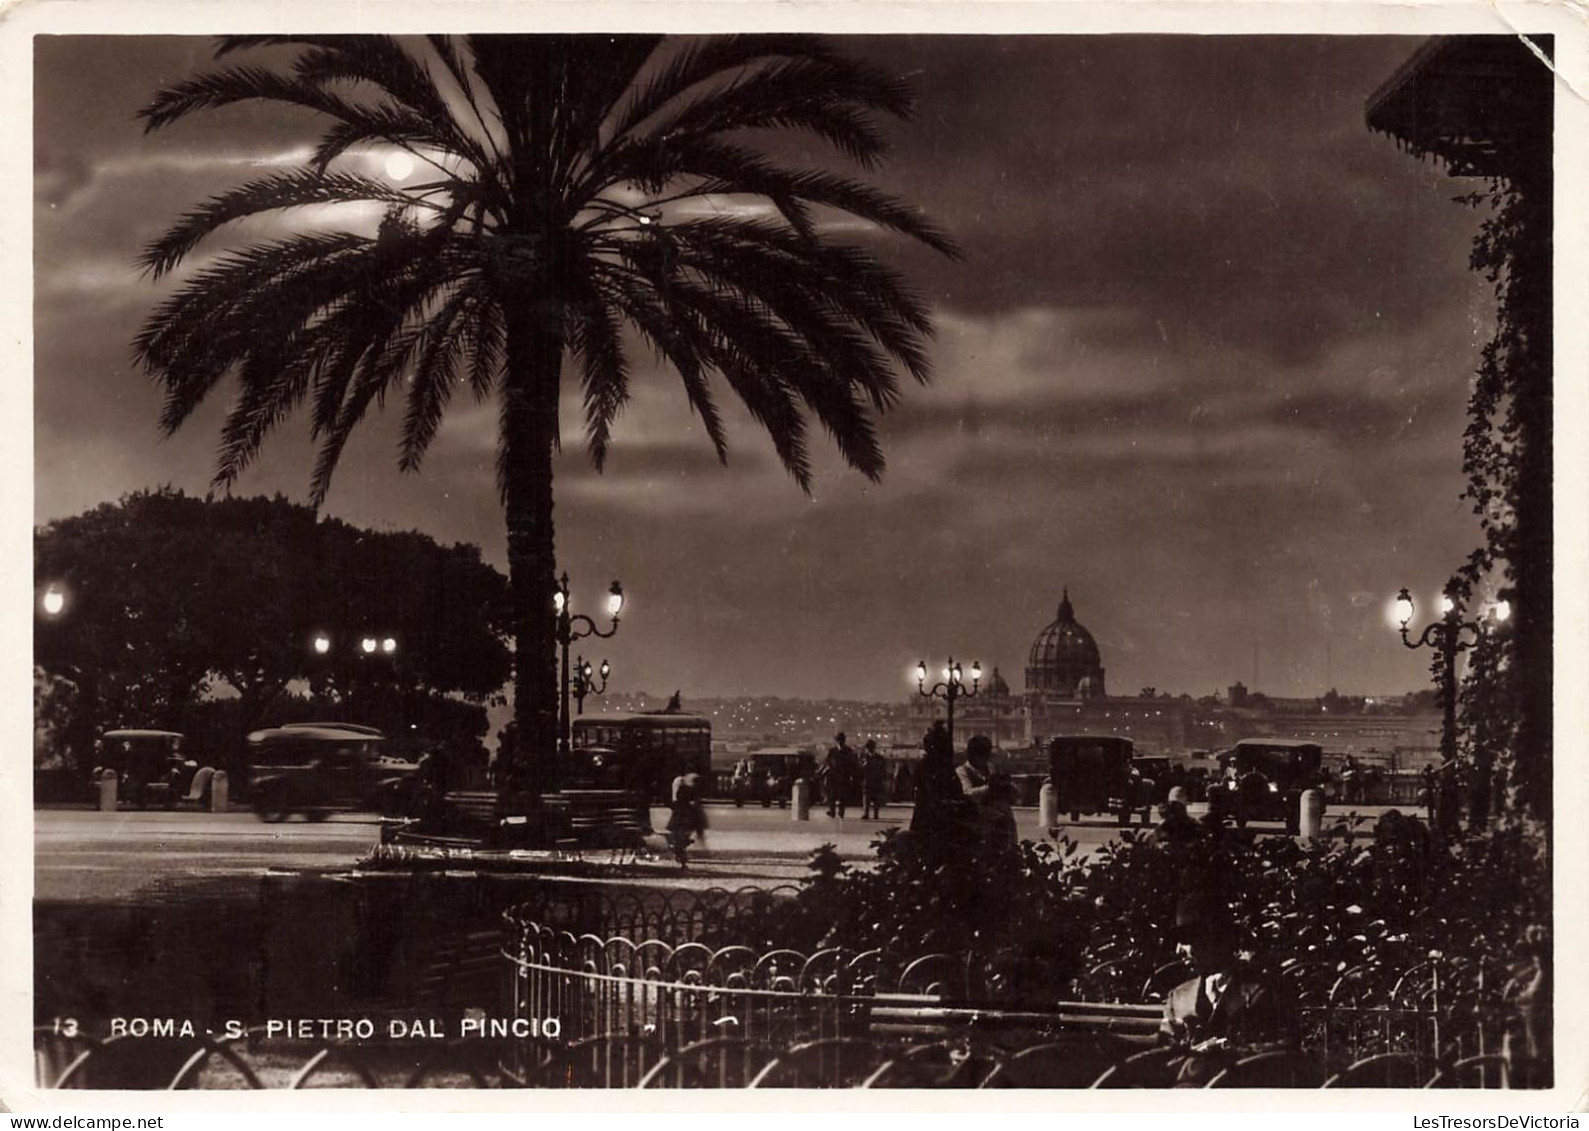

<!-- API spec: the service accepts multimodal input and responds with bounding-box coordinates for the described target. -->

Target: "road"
[34,800,1401,901]
[35,803,1142,900]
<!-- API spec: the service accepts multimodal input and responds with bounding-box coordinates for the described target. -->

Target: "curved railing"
[33,888,1546,1089]
[35,1026,1549,1089]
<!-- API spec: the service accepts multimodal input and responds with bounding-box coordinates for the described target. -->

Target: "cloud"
[34,148,95,208]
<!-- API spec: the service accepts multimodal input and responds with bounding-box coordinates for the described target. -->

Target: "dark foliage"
[718,822,1548,1013]
[34,489,510,770]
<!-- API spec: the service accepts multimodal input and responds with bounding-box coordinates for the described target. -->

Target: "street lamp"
[555,573,623,755]
[332,633,398,723]
[1393,585,1484,765]
[41,584,66,618]
[916,656,981,747]
[569,655,611,717]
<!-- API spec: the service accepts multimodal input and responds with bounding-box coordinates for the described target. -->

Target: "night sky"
[33,33,1503,703]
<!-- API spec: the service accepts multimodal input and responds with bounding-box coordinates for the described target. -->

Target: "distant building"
[1025,589,1105,697]
[901,588,1440,768]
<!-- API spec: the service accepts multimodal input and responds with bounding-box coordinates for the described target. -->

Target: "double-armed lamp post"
[569,655,612,717]
[1393,586,1508,764]
[554,573,623,756]
[311,632,399,721]
[916,657,981,748]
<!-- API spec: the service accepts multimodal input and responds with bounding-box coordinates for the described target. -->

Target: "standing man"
[860,740,888,819]
[823,732,859,818]
[1341,754,1360,805]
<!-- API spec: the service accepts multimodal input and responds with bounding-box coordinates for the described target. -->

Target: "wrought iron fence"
[34,886,1547,1089]
[35,1025,1549,1089]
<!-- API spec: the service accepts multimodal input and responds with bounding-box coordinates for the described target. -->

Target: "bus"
[568,711,712,801]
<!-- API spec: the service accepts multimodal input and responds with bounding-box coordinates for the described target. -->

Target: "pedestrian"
[666,772,707,867]
[1418,764,1438,822]
[414,745,451,820]
[910,720,966,840]
[892,758,913,807]
[860,740,888,819]
[956,734,1018,855]
[730,757,752,808]
[822,732,859,818]
[1341,754,1359,805]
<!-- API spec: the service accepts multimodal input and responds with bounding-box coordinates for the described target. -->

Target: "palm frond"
[647,54,912,169]
[593,134,958,261]
[680,280,886,481]
[593,270,728,464]
[399,282,483,471]
[605,35,840,145]
[465,293,505,401]
[138,170,417,278]
[139,63,364,133]
[565,279,629,470]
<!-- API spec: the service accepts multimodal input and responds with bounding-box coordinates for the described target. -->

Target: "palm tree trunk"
[500,304,562,797]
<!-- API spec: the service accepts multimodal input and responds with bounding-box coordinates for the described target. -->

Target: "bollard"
[210,770,229,814]
[1299,788,1324,841]
[1039,781,1058,836]
[792,778,811,822]
[97,769,118,812]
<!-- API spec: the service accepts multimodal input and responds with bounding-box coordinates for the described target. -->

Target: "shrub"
[722,817,1548,1012]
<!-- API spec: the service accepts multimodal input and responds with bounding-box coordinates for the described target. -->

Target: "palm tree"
[134,34,957,793]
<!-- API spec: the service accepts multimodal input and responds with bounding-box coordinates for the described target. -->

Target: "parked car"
[746,749,818,808]
[1047,735,1151,827]
[91,729,214,810]
[246,724,418,821]
[1206,739,1326,833]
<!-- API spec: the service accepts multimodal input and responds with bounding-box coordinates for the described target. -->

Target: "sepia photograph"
[15,3,1578,1102]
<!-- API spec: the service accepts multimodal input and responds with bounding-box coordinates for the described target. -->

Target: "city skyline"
[35,34,1502,702]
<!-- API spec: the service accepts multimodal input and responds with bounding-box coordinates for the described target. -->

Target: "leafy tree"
[34,489,511,769]
[133,35,956,788]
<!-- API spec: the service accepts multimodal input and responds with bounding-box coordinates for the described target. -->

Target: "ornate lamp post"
[555,573,623,755]
[916,657,981,748]
[1393,586,1493,764]
[569,656,611,717]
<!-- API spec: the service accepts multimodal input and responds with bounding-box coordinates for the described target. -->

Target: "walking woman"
[666,772,708,867]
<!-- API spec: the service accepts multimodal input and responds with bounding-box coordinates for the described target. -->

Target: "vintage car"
[246,723,418,821]
[91,729,215,810]
[744,748,818,808]
[1047,734,1153,827]
[1206,739,1326,832]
